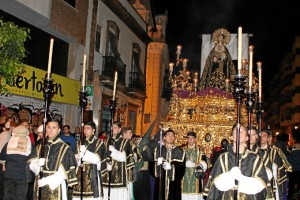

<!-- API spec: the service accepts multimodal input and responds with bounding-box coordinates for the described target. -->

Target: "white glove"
[230,166,242,181]
[38,177,48,188]
[109,145,117,153]
[163,162,171,170]
[38,166,66,190]
[238,175,265,194]
[185,160,196,168]
[214,172,235,191]
[79,151,85,159]
[82,151,101,165]
[38,158,45,167]
[107,163,112,171]
[157,157,163,166]
[80,145,87,153]
[29,158,45,176]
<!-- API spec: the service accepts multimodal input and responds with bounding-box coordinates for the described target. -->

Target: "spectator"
[211,138,228,166]
[0,126,36,200]
[74,126,81,141]
[60,125,76,151]
[288,128,300,198]
[98,131,107,142]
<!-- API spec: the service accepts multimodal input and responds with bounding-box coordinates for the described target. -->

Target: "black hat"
[186,132,196,138]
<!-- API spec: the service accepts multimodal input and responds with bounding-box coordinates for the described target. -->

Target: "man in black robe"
[204,123,270,200]
[29,119,78,200]
[154,129,185,200]
[72,121,106,199]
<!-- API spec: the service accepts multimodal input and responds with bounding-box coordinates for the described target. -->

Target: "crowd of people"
[0,114,299,200]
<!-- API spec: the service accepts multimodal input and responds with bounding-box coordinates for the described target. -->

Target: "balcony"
[102,56,126,85]
[128,72,146,98]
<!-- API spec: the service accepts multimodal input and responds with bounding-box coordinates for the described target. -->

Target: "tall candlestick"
[82,54,86,88]
[176,45,182,54]
[47,38,54,79]
[237,27,242,74]
[257,62,262,101]
[112,71,118,100]
[183,58,188,68]
[169,63,174,72]
[248,45,254,87]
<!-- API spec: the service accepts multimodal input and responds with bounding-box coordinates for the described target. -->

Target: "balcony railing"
[129,72,146,92]
[102,56,126,84]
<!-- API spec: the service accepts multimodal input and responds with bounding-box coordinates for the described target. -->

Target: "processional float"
[162,28,264,155]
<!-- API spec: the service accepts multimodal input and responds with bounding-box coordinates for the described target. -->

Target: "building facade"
[0,0,169,136]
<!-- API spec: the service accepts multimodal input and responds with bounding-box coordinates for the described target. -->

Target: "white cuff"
[47,166,66,190]
[266,168,273,181]
[111,150,126,162]
[238,175,265,194]
[29,159,40,176]
[185,160,195,168]
[199,161,207,172]
[272,163,278,181]
[214,172,235,191]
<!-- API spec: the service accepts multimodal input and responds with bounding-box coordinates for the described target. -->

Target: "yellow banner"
[7,65,81,105]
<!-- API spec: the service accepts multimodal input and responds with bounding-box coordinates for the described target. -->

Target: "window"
[101,105,111,133]
[64,0,76,7]
[129,111,137,133]
[106,21,120,57]
[95,26,101,52]
[131,43,141,72]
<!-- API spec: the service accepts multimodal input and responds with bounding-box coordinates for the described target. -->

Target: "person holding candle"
[72,121,107,200]
[199,28,236,92]
[102,121,135,200]
[203,123,270,199]
[29,119,78,200]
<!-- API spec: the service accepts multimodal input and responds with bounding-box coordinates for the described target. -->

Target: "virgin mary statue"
[199,28,236,91]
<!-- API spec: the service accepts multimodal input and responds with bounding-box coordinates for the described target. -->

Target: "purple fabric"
[173,87,233,99]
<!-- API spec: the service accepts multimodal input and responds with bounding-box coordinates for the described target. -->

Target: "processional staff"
[79,54,88,200]
[107,70,118,200]
[245,45,255,150]
[256,62,264,147]
[39,37,54,200]
[232,27,245,200]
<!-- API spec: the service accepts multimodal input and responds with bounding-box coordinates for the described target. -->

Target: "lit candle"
[248,45,254,87]
[194,78,198,87]
[237,27,242,74]
[112,71,118,100]
[242,59,247,70]
[257,62,262,101]
[82,54,86,88]
[47,38,54,79]
[225,78,230,91]
[176,45,182,54]
[183,58,188,68]
[169,63,174,72]
[195,72,198,79]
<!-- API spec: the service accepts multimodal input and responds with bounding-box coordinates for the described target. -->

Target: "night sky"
[152,0,300,98]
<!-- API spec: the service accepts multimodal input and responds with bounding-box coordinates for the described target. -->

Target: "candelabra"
[169,46,199,93]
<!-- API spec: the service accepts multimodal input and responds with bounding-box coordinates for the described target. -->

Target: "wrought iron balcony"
[102,56,126,85]
[128,71,146,94]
